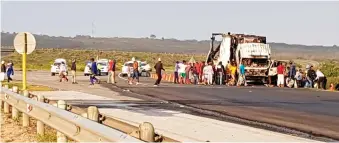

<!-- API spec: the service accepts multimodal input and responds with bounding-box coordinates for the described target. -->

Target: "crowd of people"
[173,60,242,86]
[273,61,329,90]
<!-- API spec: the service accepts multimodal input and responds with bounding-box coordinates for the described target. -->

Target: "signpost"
[13,32,36,90]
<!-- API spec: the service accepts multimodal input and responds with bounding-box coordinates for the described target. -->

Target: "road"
[12,71,339,140]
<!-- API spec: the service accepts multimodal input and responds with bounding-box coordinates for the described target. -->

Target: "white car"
[51,58,68,76]
[121,61,151,77]
[84,62,92,76]
[97,59,109,76]
[121,61,134,77]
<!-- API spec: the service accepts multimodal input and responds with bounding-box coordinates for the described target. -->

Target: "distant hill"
[2,32,338,60]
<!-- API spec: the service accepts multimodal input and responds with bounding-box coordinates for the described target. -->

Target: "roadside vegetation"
[318,61,339,88]
[1,81,54,91]
[2,48,206,71]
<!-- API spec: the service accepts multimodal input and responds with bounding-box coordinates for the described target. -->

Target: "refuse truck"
[206,32,272,84]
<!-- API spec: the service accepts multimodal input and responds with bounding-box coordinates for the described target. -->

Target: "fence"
[0,85,144,142]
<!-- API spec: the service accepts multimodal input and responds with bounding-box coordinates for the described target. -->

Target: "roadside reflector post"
[56,100,68,143]
[11,86,19,120]
[37,95,45,136]
[22,90,30,126]
[139,122,155,142]
[4,85,10,114]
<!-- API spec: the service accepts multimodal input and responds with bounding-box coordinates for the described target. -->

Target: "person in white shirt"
[178,61,187,84]
[59,62,68,82]
[203,62,214,85]
[315,69,326,90]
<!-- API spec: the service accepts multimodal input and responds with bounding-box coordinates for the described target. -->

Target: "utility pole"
[91,21,95,38]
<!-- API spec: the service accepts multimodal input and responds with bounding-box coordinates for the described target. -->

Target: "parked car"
[51,58,68,76]
[97,59,109,76]
[84,62,92,76]
[121,60,151,77]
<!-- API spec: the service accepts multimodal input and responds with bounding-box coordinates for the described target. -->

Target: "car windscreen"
[97,62,107,66]
[54,63,61,66]
[141,63,147,66]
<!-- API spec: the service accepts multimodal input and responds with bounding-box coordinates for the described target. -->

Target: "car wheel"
[51,73,55,76]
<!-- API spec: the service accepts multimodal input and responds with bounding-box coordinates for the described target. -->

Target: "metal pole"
[22,33,27,90]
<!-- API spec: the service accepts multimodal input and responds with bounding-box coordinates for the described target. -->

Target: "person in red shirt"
[277,62,285,87]
[195,62,201,84]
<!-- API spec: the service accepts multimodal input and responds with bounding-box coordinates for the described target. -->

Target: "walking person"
[89,58,99,85]
[154,58,165,86]
[59,62,68,82]
[277,62,285,87]
[174,61,179,84]
[71,59,77,84]
[6,62,14,82]
[127,63,134,85]
[132,59,140,85]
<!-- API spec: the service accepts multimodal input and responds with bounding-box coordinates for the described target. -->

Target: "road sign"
[13,32,36,55]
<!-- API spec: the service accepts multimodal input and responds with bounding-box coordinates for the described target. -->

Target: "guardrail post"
[139,122,155,142]
[56,100,68,143]
[22,90,30,127]
[37,95,45,136]
[11,86,19,120]
[82,106,105,123]
[4,85,10,114]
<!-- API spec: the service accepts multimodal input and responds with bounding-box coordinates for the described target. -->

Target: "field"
[2,48,206,71]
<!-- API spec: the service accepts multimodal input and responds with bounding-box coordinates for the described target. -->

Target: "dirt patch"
[0,111,58,142]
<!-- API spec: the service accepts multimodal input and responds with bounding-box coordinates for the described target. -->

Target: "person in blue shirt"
[237,62,246,86]
[6,62,14,82]
[89,58,100,85]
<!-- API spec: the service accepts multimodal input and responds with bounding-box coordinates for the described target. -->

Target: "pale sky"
[1,1,339,46]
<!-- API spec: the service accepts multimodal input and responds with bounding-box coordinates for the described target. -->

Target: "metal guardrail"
[0,87,143,142]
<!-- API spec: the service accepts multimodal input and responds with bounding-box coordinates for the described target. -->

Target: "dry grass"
[2,48,206,71]
[1,81,55,91]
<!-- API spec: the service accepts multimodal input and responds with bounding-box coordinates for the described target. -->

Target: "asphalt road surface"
[114,73,339,140]
[11,71,339,140]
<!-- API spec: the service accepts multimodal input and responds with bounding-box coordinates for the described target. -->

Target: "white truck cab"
[235,43,271,83]
[51,58,68,76]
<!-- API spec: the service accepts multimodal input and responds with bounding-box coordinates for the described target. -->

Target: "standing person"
[107,59,115,84]
[185,62,192,84]
[112,59,116,83]
[179,60,187,84]
[174,61,179,84]
[237,62,246,86]
[192,63,198,85]
[202,63,209,85]
[154,58,165,86]
[1,61,6,73]
[132,59,140,85]
[295,69,303,88]
[216,62,225,85]
[277,62,285,87]
[206,62,214,85]
[315,69,326,90]
[199,61,205,84]
[59,62,68,82]
[229,62,237,86]
[71,59,77,84]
